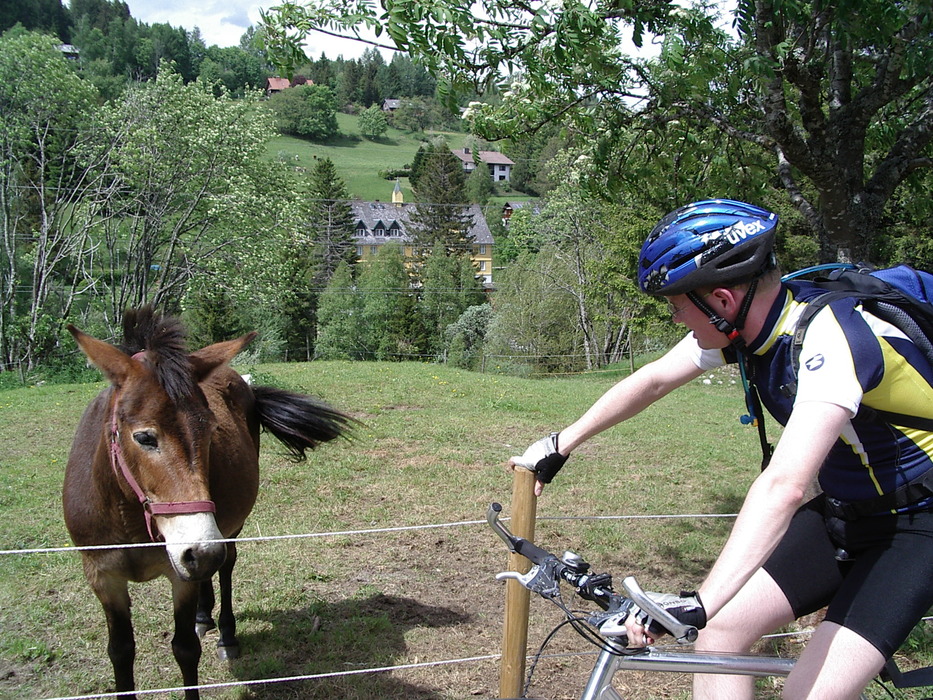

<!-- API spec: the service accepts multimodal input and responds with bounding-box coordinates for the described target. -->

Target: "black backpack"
[747,262,933,517]
[783,262,933,430]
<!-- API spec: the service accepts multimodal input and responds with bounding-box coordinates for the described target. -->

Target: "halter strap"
[109,382,216,542]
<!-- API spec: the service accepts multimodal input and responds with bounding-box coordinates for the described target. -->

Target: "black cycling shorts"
[763,494,933,659]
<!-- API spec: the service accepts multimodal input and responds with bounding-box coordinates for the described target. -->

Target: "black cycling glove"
[510,432,568,483]
[639,590,707,637]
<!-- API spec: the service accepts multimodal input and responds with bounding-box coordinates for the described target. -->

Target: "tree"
[535,160,644,370]
[290,154,355,359]
[358,103,389,139]
[0,0,71,39]
[0,31,106,371]
[483,251,582,374]
[261,0,933,263]
[418,241,460,356]
[306,157,357,286]
[198,45,265,96]
[495,206,540,265]
[465,161,493,204]
[183,279,250,348]
[487,153,658,371]
[268,83,340,140]
[358,47,384,106]
[407,142,474,258]
[315,259,362,359]
[357,243,417,360]
[389,97,430,132]
[93,66,284,327]
[445,303,492,369]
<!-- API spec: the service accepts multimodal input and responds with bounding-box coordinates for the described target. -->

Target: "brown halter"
[109,357,216,541]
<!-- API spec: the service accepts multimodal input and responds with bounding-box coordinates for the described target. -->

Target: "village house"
[350,183,494,286]
[451,148,514,183]
[264,77,291,97]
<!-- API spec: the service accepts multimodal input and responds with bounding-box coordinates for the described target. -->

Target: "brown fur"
[63,307,350,699]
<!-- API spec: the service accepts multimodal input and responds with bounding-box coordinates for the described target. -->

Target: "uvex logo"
[701,219,766,245]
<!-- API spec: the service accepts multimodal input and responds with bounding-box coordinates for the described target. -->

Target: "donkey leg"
[94,575,137,700]
[215,541,241,660]
[170,578,203,700]
[195,579,217,637]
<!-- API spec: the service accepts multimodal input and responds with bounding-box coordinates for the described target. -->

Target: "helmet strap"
[687,278,759,352]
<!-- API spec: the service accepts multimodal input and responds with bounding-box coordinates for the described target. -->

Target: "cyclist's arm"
[558,336,708,454]
[697,401,851,619]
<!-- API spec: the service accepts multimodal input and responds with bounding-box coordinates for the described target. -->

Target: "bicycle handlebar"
[488,502,699,644]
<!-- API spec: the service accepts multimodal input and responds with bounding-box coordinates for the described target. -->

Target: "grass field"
[267,114,473,202]
[265,113,532,204]
[1,360,930,699]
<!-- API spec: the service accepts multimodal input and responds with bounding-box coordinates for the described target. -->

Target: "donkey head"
[68,313,255,581]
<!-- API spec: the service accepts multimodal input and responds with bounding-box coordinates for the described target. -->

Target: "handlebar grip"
[511,537,556,566]
[487,502,556,566]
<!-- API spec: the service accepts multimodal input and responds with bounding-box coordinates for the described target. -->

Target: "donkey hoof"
[196,621,216,638]
[217,643,240,661]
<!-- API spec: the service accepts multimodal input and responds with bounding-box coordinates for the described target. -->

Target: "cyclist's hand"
[508,433,568,495]
[625,591,706,646]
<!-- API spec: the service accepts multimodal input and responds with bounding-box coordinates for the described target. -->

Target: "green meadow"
[2,359,930,698]
[266,113,537,207]
[267,113,470,202]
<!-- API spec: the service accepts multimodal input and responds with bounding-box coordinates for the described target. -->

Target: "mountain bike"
[486,502,933,700]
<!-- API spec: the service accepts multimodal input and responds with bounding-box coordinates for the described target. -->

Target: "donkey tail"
[252,385,355,461]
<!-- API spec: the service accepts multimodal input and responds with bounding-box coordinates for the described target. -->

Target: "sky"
[119,0,382,60]
[117,1,736,64]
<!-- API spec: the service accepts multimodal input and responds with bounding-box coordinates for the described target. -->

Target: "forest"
[1,0,931,385]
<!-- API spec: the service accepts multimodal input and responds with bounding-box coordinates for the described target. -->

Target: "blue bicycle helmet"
[638,200,778,295]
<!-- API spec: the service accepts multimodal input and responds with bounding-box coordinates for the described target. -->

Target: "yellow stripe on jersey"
[838,422,886,497]
[862,336,933,425]
[754,289,808,355]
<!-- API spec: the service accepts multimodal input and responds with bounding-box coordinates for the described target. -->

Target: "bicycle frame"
[486,502,880,700]
[578,643,796,700]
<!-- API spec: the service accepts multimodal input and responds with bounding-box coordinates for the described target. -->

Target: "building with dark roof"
[451,148,514,182]
[350,199,495,285]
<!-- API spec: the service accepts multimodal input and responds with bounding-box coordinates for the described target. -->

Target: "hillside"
[265,113,536,207]
[266,113,470,201]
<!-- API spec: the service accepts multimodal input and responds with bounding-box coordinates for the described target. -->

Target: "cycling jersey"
[686,280,933,513]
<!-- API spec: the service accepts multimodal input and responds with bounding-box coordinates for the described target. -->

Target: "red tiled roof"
[266,77,291,91]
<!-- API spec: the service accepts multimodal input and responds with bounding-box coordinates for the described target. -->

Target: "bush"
[269,84,340,140]
[379,168,412,180]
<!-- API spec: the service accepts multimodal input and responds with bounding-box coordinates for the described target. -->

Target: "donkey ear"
[68,325,139,387]
[189,332,257,381]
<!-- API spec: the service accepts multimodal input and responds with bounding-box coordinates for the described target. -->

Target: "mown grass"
[266,113,471,202]
[265,112,529,204]
[1,361,930,699]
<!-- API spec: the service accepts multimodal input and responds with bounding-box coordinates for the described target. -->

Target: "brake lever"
[588,599,636,638]
[622,576,698,644]
[496,557,563,598]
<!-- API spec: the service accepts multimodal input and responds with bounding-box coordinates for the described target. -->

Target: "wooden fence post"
[499,467,537,698]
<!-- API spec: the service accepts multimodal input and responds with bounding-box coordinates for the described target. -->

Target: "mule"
[63,307,352,699]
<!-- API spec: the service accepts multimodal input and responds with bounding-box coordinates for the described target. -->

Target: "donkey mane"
[119,305,195,402]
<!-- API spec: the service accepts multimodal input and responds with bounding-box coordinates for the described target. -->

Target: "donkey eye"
[133,431,159,450]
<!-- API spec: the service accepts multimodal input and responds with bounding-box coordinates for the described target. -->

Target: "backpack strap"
[786,283,933,518]
[785,291,933,432]
[739,353,773,470]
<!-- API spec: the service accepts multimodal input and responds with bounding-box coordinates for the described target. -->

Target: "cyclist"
[509,199,933,700]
